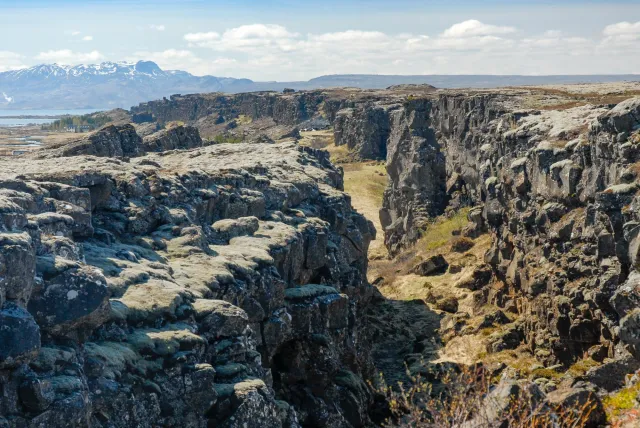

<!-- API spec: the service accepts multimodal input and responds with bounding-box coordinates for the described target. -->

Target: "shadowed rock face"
[336,92,640,368]
[36,123,203,159]
[0,141,375,427]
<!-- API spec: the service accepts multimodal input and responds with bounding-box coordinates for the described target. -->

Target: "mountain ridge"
[1,60,639,110]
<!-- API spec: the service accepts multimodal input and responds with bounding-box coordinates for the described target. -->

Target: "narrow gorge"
[2,83,640,427]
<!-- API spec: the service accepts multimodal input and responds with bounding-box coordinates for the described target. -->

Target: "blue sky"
[1,0,639,79]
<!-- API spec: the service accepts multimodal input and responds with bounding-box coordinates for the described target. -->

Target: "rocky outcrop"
[36,124,204,159]
[333,104,394,160]
[142,125,203,152]
[0,142,375,427]
[337,90,640,370]
[131,92,331,127]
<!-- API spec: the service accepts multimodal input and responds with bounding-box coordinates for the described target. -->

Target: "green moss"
[567,358,600,377]
[84,342,139,379]
[215,363,248,378]
[126,323,205,357]
[284,284,338,301]
[213,134,244,144]
[334,370,367,396]
[530,367,562,380]
[418,208,471,252]
[604,382,640,420]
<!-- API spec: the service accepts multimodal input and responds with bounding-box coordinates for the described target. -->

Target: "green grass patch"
[530,367,563,380]
[567,358,599,377]
[418,208,471,253]
[236,114,253,125]
[213,134,244,144]
[604,382,640,420]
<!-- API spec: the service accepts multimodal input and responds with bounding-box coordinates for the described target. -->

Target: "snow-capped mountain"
[2,60,638,110]
[0,61,255,110]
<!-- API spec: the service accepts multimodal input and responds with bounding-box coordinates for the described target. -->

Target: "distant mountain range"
[0,60,638,110]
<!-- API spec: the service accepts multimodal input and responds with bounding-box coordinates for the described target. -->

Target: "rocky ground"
[3,82,640,427]
[0,132,377,426]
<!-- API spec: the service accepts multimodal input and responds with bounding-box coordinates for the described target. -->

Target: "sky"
[0,0,639,80]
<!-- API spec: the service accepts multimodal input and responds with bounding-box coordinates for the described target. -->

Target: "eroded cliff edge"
[0,141,375,427]
[335,90,640,378]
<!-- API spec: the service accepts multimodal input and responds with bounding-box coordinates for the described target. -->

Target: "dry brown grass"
[341,161,389,263]
[375,364,599,427]
[520,87,640,111]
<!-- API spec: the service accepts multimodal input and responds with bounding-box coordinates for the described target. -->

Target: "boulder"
[213,216,260,241]
[456,264,493,291]
[27,264,110,336]
[411,254,448,276]
[0,302,40,369]
[0,232,35,306]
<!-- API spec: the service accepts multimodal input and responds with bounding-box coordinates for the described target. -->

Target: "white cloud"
[71,31,81,36]
[150,24,166,31]
[603,21,640,36]
[186,24,299,52]
[131,49,203,72]
[82,36,93,41]
[600,21,640,52]
[35,49,105,64]
[150,19,635,79]
[0,51,26,72]
[441,20,516,38]
[310,30,387,43]
[131,49,242,76]
[184,31,220,42]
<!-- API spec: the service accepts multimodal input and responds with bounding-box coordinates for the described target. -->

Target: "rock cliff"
[334,89,640,373]
[36,124,203,159]
[0,140,375,427]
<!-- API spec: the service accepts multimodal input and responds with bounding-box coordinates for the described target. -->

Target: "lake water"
[0,109,104,127]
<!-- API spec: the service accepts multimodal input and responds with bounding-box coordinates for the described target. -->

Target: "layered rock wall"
[131,92,330,127]
[36,124,204,159]
[0,141,375,427]
[336,92,640,367]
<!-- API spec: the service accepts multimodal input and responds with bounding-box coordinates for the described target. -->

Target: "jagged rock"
[0,141,373,426]
[0,232,35,306]
[455,264,493,291]
[583,355,640,392]
[411,254,448,276]
[0,302,40,369]
[435,296,459,313]
[619,308,640,358]
[611,270,640,317]
[486,324,524,353]
[142,125,203,152]
[212,216,260,242]
[38,124,143,158]
[461,378,545,428]
[28,263,110,337]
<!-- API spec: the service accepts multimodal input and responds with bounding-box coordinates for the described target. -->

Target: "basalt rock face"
[333,104,394,160]
[341,92,640,368]
[36,124,203,159]
[131,92,331,127]
[0,142,375,427]
[142,125,203,152]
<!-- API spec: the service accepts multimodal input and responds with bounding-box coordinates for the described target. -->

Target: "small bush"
[374,365,598,427]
